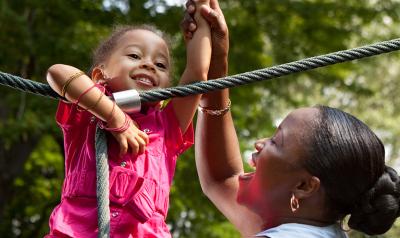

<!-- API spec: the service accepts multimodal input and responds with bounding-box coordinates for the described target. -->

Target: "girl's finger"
[134,136,147,155]
[127,137,139,155]
[140,131,149,144]
[119,139,128,156]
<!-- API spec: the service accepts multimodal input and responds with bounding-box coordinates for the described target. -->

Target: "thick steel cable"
[139,38,400,102]
[95,127,110,238]
[0,72,61,99]
[1,38,400,103]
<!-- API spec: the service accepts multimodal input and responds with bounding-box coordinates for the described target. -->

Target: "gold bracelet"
[84,92,104,111]
[61,71,85,98]
[198,99,231,116]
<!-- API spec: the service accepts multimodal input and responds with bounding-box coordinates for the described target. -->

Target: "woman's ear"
[91,67,106,84]
[293,176,320,199]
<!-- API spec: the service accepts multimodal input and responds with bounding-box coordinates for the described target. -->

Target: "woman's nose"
[254,138,266,152]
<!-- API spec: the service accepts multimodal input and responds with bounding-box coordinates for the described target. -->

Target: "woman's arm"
[189,0,263,235]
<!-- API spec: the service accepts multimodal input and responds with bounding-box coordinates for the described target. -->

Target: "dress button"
[143,128,151,134]
[120,161,126,167]
[111,212,119,218]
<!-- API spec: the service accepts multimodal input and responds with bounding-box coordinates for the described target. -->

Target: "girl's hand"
[181,0,229,73]
[107,111,149,156]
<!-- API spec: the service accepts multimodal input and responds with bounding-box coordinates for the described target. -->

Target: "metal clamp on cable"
[112,89,141,113]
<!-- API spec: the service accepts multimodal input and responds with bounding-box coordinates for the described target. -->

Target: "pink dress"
[46,101,193,238]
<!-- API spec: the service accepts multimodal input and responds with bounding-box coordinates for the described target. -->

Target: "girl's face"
[102,29,171,92]
[237,107,317,220]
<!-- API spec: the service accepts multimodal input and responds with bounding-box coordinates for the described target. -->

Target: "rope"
[0,72,61,99]
[139,38,400,102]
[1,38,399,102]
[2,38,400,237]
[95,127,110,238]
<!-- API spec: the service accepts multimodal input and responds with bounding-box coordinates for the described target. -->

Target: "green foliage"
[1,0,400,237]
[1,135,63,238]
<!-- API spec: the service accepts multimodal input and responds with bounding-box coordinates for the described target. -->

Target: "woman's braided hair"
[303,105,400,235]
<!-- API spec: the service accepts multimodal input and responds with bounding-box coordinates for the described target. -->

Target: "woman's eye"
[128,54,140,59]
[270,137,276,145]
[156,62,166,69]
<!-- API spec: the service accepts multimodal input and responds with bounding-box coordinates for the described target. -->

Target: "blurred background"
[1,0,400,237]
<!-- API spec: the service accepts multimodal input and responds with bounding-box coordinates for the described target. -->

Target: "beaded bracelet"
[198,99,231,116]
[74,84,98,105]
[106,101,116,123]
[61,71,85,98]
[99,112,131,133]
[74,84,107,112]
[85,92,104,112]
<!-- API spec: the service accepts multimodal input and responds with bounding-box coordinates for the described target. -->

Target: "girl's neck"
[141,101,160,113]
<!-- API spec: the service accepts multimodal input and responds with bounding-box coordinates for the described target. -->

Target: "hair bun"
[348,166,400,235]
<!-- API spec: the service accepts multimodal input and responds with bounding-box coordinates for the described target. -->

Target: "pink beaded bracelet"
[99,112,131,133]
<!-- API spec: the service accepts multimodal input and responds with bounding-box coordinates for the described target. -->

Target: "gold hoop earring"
[290,194,300,213]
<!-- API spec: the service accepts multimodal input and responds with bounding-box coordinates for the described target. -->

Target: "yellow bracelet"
[84,92,104,112]
[198,99,231,116]
[61,71,85,98]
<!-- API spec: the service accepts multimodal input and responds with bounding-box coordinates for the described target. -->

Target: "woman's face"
[102,29,171,92]
[237,107,318,219]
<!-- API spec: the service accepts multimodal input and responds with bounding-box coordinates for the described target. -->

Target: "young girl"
[45,1,211,237]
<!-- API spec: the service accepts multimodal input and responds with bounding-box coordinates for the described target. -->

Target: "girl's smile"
[130,73,157,88]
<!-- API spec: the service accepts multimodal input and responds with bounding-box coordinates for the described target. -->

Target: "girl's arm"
[171,0,212,133]
[46,64,148,156]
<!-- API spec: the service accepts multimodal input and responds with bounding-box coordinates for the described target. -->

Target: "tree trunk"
[0,136,40,223]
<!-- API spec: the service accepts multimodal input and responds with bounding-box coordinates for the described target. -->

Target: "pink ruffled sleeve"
[160,102,194,156]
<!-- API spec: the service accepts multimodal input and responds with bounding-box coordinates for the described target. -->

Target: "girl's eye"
[156,62,166,69]
[128,54,140,59]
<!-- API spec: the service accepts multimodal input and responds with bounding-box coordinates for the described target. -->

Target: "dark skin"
[182,0,263,235]
[183,1,334,236]
[182,0,229,82]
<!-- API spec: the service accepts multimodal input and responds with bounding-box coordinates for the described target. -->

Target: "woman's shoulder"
[254,223,348,238]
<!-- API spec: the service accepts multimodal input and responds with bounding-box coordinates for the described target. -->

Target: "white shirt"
[255,223,348,238]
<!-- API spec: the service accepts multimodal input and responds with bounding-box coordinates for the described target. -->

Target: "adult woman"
[184,1,400,237]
